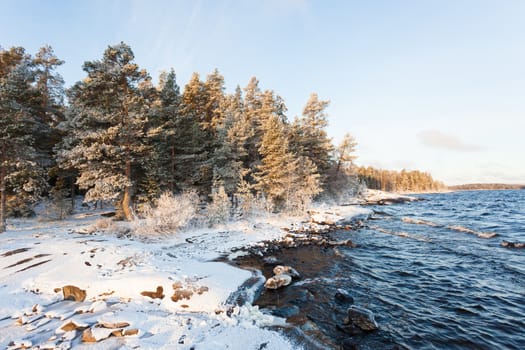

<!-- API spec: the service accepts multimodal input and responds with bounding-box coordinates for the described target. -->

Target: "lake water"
[245,190,525,349]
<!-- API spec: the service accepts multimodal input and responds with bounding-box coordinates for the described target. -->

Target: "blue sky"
[1,0,524,185]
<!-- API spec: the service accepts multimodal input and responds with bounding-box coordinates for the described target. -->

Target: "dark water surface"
[240,190,525,349]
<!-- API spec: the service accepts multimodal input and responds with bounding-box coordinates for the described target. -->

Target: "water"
[240,190,525,349]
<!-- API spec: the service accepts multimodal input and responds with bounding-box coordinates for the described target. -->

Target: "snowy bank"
[359,189,421,205]
[0,204,370,349]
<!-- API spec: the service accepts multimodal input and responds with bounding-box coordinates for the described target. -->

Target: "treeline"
[0,42,360,231]
[357,166,446,193]
[449,184,525,191]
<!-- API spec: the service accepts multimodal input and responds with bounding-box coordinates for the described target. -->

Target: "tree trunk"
[70,176,75,212]
[0,143,6,233]
[120,159,133,221]
[170,144,175,193]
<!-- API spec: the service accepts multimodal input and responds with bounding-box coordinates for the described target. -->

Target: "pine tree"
[333,133,357,176]
[57,43,151,220]
[32,45,65,125]
[290,93,334,183]
[324,133,359,202]
[203,69,226,133]
[32,46,67,203]
[224,86,251,162]
[179,74,211,195]
[0,47,48,230]
[242,77,263,171]
[254,113,296,211]
[139,69,181,200]
[182,73,207,129]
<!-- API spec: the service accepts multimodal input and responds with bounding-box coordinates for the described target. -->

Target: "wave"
[446,225,498,238]
[369,225,431,242]
[402,217,442,227]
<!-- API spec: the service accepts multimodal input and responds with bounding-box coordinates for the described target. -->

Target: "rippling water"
[246,190,525,349]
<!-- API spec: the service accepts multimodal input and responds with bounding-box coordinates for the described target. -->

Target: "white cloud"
[417,129,482,152]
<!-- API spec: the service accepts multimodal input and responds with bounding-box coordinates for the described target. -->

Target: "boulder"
[309,211,341,225]
[98,321,130,329]
[264,274,292,289]
[171,289,193,302]
[501,241,525,249]
[271,305,300,318]
[59,320,88,332]
[141,286,164,299]
[110,328,139,337]
[195,286,209,295]
[334,289,354,304]
[343,306,378,331]
[81,328,97,343]
[273,265,300,279]
[62,285,86,302]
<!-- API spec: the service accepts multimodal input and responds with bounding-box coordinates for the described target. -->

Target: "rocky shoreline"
[228,211,380,349]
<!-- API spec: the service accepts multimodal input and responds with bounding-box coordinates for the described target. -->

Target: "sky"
[1,0,524,185]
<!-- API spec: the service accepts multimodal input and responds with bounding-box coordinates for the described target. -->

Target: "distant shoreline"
[447,184,525,191]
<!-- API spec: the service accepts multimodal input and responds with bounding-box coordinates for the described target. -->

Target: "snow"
[0,204,369,349]
[362,189,418,202]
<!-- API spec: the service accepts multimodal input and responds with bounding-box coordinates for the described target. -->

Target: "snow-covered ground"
[0,204,370,350]
[360,189,418,204]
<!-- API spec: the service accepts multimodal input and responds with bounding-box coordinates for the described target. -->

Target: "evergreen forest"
[357,166,446,193]
[0,42,362,231]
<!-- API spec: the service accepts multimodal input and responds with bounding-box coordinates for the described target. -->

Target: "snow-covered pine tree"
[0,47,48,230]
[57,43,151,220]
[242,77,263,171]
[138,69,181,201]
[290,93,334,185]
[32,46,67,204]
[224,86,251,162]
[32,45,65,126]
[287,156,321,213]
[211,123,243,198]
[253,90,322,213]
[333,132,357,176]
[253,113,295,211]
[325,132,359,202]
[203,69,226,133]
[180,71,226,196]
[179,73,211,195]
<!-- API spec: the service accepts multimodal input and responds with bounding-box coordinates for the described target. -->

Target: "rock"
[62,285,86,302]
[124,328,139,336]
[289,289,315,305]
[7,340,32,349]
[337,323,363,336]
[501,241,525,248]
[309,211,340,225]
[273,265,300,279]
[335,289,354,304]
[59,320,88,332]
[110,328,138,337]
[341,338,361,350]
[88,300,107,313]
[195,286,209,295]
[327,239,356,248]
[263,256,280,265]
[344,306,378,331]
[141,286,164,299]
[271,305,300,318]
[81,329,97,343]
[171,289,193,302]
[264,274,292,289]
[98,321,130,329]
[172,281,184,290]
